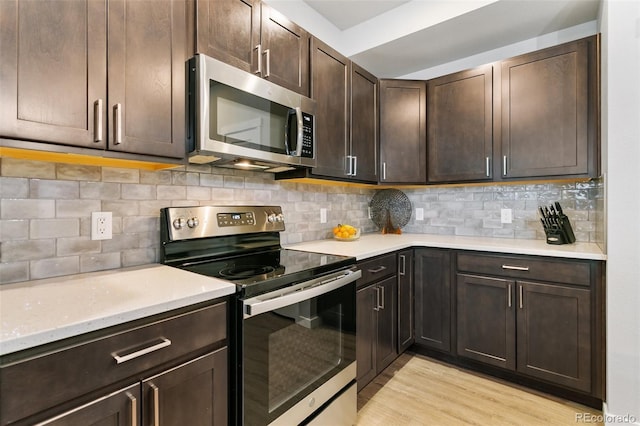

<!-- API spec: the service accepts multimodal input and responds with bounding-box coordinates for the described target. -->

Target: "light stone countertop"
[0,264,236,356]
[286,233,606,261]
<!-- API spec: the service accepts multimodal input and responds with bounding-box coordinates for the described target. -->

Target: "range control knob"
[267,213,277,223]
[187,217,199,228]
[275,213,284,223]
[173,217,186,230]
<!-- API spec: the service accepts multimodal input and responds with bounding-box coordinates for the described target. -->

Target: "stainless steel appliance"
[186,54,316,172]
[160,206,359,425]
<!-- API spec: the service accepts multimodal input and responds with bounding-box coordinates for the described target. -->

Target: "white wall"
[601,0,640,424]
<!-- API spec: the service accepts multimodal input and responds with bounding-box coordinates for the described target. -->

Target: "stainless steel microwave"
[186,54,316,172]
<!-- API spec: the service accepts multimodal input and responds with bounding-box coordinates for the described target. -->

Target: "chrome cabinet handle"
[367,265,387,274]
[501,264,530,271]
[519,285,524,309]
[503,155,507,176]
[486,156,491,177]
[352,156,357,176]
[126,392,137,426]
[113,103,122,145]
[94,99,103,142]
[379,285,385,310]
[399,255,406,276]
[112,338,172,364]
[150,383,160,426]
[382,162,387,180]
[507,284,512,308]
[346,155,353,176]
[373,286,380,311]
[263,48,270,78]
[254,44,262,75]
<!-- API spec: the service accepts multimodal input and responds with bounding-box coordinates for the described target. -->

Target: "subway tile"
[30,256,79,280]
[1,239,55,262]
[200,174,224,187]
[210,188,235,201]
[0,177,29,198]
[80,252,121,273]
[30,179,79,199]
[56,164,101,181]
[122,248,156,267]
[56,200,101,218]
[140,170,172,185]
[1,158,56,179]
[139,200,170,216]
[30,219,79,239]
[223,175,245,188]
[122,184,156,200]
[186,186,211,201]
[80,182,121,200]
[157,185,186,200]
[102,167,140,183]
[1,220,29,240]
[122,216,158,234]
[1,199,55,219]
[56,237,101,256]
[0,262,30,284]
[102,200,140,217]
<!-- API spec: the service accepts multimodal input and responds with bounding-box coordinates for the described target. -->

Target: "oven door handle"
[243,268,362,318]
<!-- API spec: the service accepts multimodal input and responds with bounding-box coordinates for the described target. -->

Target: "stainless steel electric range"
[160,206,360,425]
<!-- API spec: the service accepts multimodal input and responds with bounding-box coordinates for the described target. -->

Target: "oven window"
[242,282,356,424]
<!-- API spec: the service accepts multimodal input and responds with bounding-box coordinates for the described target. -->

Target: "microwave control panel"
[301,112,314,158]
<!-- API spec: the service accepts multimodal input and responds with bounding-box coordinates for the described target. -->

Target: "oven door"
[240,268,360,425]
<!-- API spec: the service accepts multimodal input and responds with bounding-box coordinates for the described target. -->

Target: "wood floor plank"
[357,353,603,425]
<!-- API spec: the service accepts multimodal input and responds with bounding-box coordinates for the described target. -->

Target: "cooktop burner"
[219,265,277,279]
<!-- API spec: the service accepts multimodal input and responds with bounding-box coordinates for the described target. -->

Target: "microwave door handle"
[295,107,303,157]
[284,108,297,155]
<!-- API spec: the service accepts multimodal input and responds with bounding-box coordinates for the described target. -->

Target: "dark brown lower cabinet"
[356,253,398,391]
[414,249,452,353]
[397,249,414,353]
[455,252,596,394]
[456,274,516,370]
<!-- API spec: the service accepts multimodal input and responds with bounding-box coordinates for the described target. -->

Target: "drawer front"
[0,301,227,425]
[456,252,591,286]
[358,253,397,288]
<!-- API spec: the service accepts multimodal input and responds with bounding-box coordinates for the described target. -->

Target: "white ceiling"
[266,0,601,78]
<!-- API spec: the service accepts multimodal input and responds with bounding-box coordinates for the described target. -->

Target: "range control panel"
[162,205,285,241]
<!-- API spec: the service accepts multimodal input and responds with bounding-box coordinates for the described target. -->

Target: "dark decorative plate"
[370,189,412,231]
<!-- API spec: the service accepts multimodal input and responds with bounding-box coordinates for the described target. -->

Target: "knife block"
[540,203,576,245]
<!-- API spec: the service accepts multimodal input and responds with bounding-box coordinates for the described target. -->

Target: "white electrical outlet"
[320,208,327,224]
[500,208,513,224]
[91,211,113,240]
[416,208,424,221]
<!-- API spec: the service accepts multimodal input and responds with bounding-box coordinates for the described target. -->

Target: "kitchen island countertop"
[286,233,606,261]
[0,264,236,356]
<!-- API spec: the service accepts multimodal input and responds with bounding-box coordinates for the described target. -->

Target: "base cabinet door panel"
[356,284,377,391]
[414,249,451,352]
[375,276,397,374]
[517,281,591,392]
[397,250,414,353]
[456,274,516,370]
[39,384,139,426]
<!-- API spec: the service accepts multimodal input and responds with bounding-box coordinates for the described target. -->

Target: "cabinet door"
[259,3,309,96]
[37,384,139,426]
[414,249,451,352]
[196,0,260,73]
[375,276,398,374]
[356,284,377,391]
[142,348,228,426]
[427,65,493,183]
[517,281,591,392]
[107,0,187,158]
[350,63,378,182]
[309,38,349,179]
[456,274,516,370]
[0,0,107,148]
[379,80,427,184]
[397,250,414,353]
[500,36,598,179]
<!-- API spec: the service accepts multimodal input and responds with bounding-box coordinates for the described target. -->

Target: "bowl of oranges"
[332,224,360,241]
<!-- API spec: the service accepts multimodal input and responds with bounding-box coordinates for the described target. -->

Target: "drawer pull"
[150,383,160,426]
[126,392,138,426]
[112,338,172,364]
[368,265,387,274]
[501,264,529,271]
[399,255,406,276]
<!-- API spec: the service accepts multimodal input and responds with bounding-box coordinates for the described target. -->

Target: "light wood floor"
[357,353,603,425]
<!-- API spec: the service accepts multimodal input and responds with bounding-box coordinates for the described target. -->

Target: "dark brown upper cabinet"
[427,65,494,183]
[379,80,427,184]
[0,0,187,159]
[196,0,309,96]
[499,35,599,179]
[279,38,378,183]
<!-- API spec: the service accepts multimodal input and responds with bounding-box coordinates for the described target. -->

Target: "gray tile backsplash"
[0,157,603,284]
